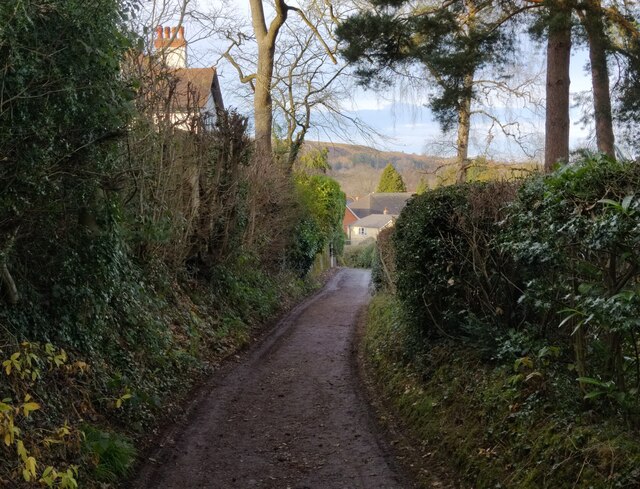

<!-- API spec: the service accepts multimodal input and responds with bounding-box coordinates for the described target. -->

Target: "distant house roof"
[137,63,224,130]
[351,214,395,230]
[138,25,225,128]
[344,206,359,220]
[349,192,413,218]
[170,67,224,112]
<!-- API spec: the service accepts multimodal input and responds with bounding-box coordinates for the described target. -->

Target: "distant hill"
[304,141,539,197]
[305,141,452,196]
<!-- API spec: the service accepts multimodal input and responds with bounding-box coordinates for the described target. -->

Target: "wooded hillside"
[305,141,538,196]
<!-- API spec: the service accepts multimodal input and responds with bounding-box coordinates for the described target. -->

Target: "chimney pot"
[171,27,177,38]
[164,26,171,38]
[156,26,163,39]
[179,26,185,39]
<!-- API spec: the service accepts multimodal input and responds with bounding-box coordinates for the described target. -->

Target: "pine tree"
[376,164,406,192]
[336,0,517,183]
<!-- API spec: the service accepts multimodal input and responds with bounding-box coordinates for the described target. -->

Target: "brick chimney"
[154,25,187,68]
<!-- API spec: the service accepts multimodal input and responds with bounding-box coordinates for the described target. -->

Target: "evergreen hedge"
[391,155,640,417]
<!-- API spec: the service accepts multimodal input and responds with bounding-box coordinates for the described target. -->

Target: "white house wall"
[349,226,380,244]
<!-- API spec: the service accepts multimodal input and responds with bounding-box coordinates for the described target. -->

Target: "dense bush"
[367,156,640,487]
[364,294,640,489]
[503,155,640,410]
[389,154,640,417]
[288,174,346,275]
[371,227,396,292]
[342,241,377,268]
[393,181,519,344]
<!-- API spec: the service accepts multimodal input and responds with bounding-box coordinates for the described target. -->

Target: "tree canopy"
[376,164,407,193]
[336,0,522,181]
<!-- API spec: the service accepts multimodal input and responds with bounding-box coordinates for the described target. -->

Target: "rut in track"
[131,268,408,489]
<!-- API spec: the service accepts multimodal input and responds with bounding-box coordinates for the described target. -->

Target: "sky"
[154,0,599,162]
[328,49,595,159]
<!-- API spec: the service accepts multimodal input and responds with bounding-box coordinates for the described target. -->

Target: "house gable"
[348,214,395,242]
[342,205,359,234]
[150,26,225,132]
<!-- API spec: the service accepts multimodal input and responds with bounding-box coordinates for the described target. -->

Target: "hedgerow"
[393,155,640,410]
[0,1,342,486]
[393,180,519,347]
[372,154,640,487]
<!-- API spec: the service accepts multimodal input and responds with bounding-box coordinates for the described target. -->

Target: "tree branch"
[288,6,337,64]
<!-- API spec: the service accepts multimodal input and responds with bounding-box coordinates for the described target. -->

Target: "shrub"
[82,427,136,483]
[393,181,519,343]
[364,294,640,489]
[371,227,396,292]
[502,154,640,410]
[288,174,346,275]
[391,154,640,416]
[343,241,377,268]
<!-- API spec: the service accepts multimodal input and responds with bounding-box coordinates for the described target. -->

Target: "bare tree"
[271,0,383,168]
[218,0,338,157]
[222,0,379,166]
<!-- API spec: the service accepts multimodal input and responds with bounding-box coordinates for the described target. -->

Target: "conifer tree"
[336,0,522,183]
[376,164,406,192]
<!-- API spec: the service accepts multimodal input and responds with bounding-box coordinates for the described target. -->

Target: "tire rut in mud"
[130,268,408,489]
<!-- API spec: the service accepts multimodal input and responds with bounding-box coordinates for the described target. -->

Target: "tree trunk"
[583,0,615,157]
[605,332,626,391]
[574,325,588,381]
[545,8,572,172]
[254,41,276,158]
[249,0,288,159]
[286,137,304,171]
[1,263,19,304]
[456,74,473,184]
[605,251,626,391]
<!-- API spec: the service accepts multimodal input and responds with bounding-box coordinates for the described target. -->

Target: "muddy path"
[130,268,409,489]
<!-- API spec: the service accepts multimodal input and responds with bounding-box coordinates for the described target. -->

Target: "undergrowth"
[342,241,377,268]
[0,257,316,488]
[365,293,640,488]
[366,156,640,487]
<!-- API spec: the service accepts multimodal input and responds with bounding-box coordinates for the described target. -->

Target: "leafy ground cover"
[364,293,640,488]
[0,260,320,488]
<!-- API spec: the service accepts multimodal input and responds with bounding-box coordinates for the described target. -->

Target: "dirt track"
[131,268,408,489]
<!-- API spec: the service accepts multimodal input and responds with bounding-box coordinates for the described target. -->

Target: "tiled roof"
[170,67,224,111]
[132,56,225,118]
[349,192,413,218]
[351,214,395,229]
